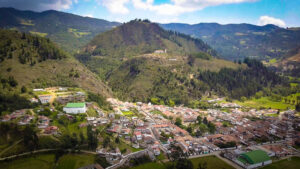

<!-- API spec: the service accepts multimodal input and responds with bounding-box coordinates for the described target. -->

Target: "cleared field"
[0,154,55,169]
[190,155,235,169]
[235,97,294,110]
[131,155,234,169]
[56,153,95,169]
[261,156,300,169]
[122,111,134,116]
[0,153,96,169]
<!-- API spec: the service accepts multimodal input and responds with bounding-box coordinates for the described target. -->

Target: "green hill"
[0,7,120,53]
[0,29,112,97]
[77,19,217,79]
[75,20,283,104]
[161,23,300,61]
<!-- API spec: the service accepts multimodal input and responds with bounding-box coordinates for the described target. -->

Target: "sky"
[0,0,299,27]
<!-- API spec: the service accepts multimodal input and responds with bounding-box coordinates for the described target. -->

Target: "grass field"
[0,153,96,169]
[0,154,55,169]
[131,155,234,169]
[122,111,134,116]
[261,156,300,169]
[190,156,234,169]
[130,162,166,169]
[56,153,95,169]
[235,97,294,110]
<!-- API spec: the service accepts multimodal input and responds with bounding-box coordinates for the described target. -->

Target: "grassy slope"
[0,55,112,97]
[131,155,234,169]
[261,156,300,169]
[0,153,96,169]
[0,154,55,169]
[108,54,242,101]
[56,154,95,169]
[235,97,295,110]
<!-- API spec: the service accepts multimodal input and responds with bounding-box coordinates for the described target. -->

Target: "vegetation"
[0,8,120,53]
[0,153,98,169]
[0,29,67,64]
[0,29,112,97]
[162,23,300,61]
[76,20,216,79]
[261,156,300,169]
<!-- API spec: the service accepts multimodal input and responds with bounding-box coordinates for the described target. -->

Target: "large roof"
[65,103,85,108]
[240,150,270,164]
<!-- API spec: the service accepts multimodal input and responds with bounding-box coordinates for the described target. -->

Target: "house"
[63,102,87,114]
[236,150,272,169]
[44,126,59,135]
[134,131,142,141]
[38,95,52,104]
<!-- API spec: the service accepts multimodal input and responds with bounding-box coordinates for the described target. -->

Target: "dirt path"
[0,139,23,157]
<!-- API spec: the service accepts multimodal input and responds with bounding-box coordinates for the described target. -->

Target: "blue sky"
[1,0,300,27]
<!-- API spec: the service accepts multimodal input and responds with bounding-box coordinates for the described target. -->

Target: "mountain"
[161,23,300,61]
[0,7,120,53]
[77,19,217,79]
[0,29,112,97]
[271,46,300,77]
[77,20,283,104]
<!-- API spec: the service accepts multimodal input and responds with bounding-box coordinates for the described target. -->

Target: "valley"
[0,6,299,169]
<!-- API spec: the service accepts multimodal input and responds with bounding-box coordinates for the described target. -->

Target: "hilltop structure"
[63,102,87,114]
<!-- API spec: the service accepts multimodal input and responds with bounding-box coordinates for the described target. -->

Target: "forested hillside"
[161,23,300,61]
[0,7,120,53]
[0,29,112,98]
[77,19,216,79]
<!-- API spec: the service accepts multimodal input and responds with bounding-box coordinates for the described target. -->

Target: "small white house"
[38,95,52,104]
[63,102,87,114]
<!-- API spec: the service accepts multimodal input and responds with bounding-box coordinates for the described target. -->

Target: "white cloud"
[258,16,286,27]
[102,0,130,14]
[0,0,75,11]
[83,14,93,18]
[131,0,257,16]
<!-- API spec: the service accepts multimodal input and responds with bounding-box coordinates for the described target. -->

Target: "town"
[1,86,299,169]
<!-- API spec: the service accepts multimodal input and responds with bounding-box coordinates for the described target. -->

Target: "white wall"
[63,106,87,114]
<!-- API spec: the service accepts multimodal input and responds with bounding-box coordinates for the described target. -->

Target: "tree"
[197,116,202,124]
[197,161,207,169]
[23,125,39,151]
[176,158,193,169]
[115,137,120,144]
[175,117,182,127]
[8,76,18,87]
[87,125,98,150]
[21,86,27,93]
[203,117,208,125]
[187,125,193,134]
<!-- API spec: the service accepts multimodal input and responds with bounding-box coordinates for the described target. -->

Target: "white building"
[63,102,87,114]
[38,95,52,104]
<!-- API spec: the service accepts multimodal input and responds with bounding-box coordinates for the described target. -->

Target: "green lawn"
[87,108,98,117]
[265,113,279,117]
[122,111,134,116]
[261,156,300,169]
[131,155,234,169]
[190,156,234,169]
[0,153,96,169]
[235,97,294,110]
[0,154,55,169]
[130,162,166,169]
[56,153,95,169]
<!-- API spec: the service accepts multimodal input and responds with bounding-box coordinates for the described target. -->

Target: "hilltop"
[0,7,120,53]
[161,23,300,61]
[77,19,217,79]
[0,29,112,97]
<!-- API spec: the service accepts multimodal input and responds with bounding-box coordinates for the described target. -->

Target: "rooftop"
[240,150,270,164]
[65,102,85,108]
